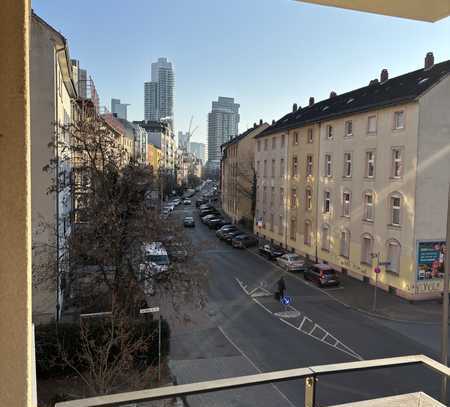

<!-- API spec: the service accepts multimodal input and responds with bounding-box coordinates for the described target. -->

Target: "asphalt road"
[169,197,445,406]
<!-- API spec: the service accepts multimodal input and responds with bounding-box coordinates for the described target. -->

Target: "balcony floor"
[332,392,444,406]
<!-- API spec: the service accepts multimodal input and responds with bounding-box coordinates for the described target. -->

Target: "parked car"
[183,199,191,205]
[199,204,213,211]
[231,234,258,248]
[304,264,340,287]
[258,244,285,260]
[141,242,170,282]
[199,209,220,218]
[205,216,223,227]
[216,225,237,239]
[223,230,244,244]
[201,214,217,224]
[209,219,230,230]
[196,199,207,207]
[276,253,306,272]
[166,242,188,262]
[183,216,195,227]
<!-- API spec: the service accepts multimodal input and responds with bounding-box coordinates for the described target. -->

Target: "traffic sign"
[140,307,160,314]
[374,266,381,274]
[281,296,291,305]
[379,261,391,266]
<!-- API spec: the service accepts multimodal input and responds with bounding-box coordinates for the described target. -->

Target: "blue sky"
[33,0,450,144]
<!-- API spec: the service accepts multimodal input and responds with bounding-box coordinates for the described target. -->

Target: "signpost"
[140,306,162,381]
[371,253,390,312]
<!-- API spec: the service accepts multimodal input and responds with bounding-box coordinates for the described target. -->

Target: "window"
[340,229,350,258]
[387,240,401,273]
[263,160,267,177]
[326,125,333,140]
[271,187,275,207]
[278,215,283,235]
[324,191,331,213]
[291,189,297,208]
[271,159,275,178]
[305,188,312,211]
[292,156,298,177]
[390,195,401,226]
[280,188,284,206]
[290,218,297,241]
[263,186,267,204]
[256,161,260,176]
[270,213,274,231]
[306,155,313,176]
[325,154,332,177]
[345,121,353,137]
[321,224,330,251]
[363,191,374,221]
[368,115,377,133]
[280,158,285,177]
[391,148,403,178]
[361,234,373,265]
[294,132,299,144]
[365,151,375,178]
[307,128,313,143]
[272,137,276,149]
[281,134,285,148]
[342,191,351,217]
[394,111,405,129]
[264,139,268,150]
[304,221,312,246]
[343,152,352,178]
[257,140,261,152]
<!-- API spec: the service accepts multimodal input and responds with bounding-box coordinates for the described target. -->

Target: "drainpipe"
[54,46,66,322]
[284,130,289,249]
[314,123,322,263]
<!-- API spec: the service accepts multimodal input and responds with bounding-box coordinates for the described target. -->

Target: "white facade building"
[111,98,129,120]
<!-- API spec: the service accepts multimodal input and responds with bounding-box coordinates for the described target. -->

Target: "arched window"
[361,233,374,265]
[304,220,312,246]
[363,190,374,222]
[386,239,401,274]
[389,192,402,226]
[342,190,351,217]
[340,228,350,258]
[321,224,330,251]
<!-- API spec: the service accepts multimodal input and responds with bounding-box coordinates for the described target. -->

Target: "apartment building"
[254,54,450,300]
[221,121,269,225]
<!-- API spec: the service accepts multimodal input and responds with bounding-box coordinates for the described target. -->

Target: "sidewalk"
[306,271,447,324]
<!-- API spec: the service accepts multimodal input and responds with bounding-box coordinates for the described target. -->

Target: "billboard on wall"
[416,240,446,281]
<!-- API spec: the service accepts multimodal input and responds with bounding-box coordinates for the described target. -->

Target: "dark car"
[223,230,244,244]
[304,264,340,287]
[183,216,195,227]
[258,244,285,260]
[199,209,218,218]
[201,214,217,224]
[205,216,223,227]
[231,234,258,248]
[167,243,188,262]
[199,203,212,210]
[196,199,207,208]
[216,225,237,239]
[207,217,226,229]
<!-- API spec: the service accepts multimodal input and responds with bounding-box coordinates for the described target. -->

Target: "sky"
[33,0,450,145]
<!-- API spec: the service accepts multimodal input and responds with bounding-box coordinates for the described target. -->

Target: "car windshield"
[147,254,169,265]
[287,255,301,261]
[185,217,193,221]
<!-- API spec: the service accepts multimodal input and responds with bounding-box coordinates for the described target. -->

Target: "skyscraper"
[207,97,240,167]
[111,98,129,120]
[178,131,190,151]
[144,57,174,126]
[190,141,206,163]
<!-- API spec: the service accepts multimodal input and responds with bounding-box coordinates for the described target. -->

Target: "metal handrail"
[55,355,450,407]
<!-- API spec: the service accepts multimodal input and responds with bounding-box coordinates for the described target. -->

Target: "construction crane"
[186,116,199,150]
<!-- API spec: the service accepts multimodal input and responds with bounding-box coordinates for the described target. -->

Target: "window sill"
[364,177,375,181]
[367,131,377,136]
[321,248,330,252]
[344,135,353,139]
[362,218,374,225]
[389,176,403,181]
[340,255,349,259]
[387,224,401,230]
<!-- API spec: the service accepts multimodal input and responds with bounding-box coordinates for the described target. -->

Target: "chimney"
[272,120,276,125]
[253,122,257,128]
[309,97,315,106]
[259,119,263,125]
[424,52,434,70]
[329,91,337,98]
[369,78,379,86]
[380,69,389,83]
[292,103,298,112]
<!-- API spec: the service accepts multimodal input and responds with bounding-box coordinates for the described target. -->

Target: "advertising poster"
[416,240,446,281]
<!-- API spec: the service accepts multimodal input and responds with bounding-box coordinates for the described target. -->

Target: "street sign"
[140,307,160,314]
[379,262,391,266]
[374,266,381,274]
[281,296,291,305]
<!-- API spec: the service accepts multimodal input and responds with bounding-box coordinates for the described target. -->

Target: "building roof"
[221,123,268,150]
[256,59,450,138]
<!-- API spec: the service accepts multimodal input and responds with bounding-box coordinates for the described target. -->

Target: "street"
[167,198,445,407]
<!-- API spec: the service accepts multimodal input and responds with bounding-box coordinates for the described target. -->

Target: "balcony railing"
[55,354,449,407]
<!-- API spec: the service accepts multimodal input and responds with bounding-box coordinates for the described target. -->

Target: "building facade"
[254,54,450,300]
[111,98,129,120]
[190,141,206,163]
[144,57,175,126]
[207,97,240,169]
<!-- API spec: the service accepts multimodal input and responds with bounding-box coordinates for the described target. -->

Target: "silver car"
[276,253,305,272]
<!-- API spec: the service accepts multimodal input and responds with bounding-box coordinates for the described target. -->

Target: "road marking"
[236,278,363,361]
[218,326,296,407]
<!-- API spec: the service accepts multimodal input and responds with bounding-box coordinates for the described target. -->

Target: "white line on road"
[218,326,297,407]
